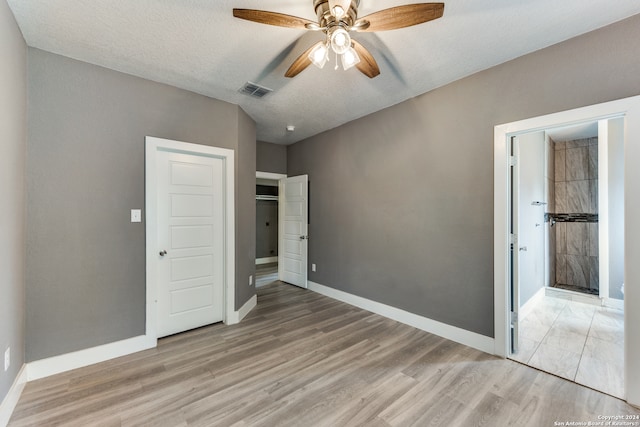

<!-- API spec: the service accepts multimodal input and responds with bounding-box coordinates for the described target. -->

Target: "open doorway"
[494,94,640,407]
[509,120,624,398]
[255,171,310,289]
[256,172,286,288]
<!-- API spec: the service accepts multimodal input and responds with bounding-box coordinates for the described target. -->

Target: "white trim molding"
[256,256,277,265]
[604,298,624,311]
[227,295,257,325]
[256,171,286,181]
[494,94,640,407]
[27,335,156,382]
[0,335,155,423]
[0,365,28,427]
[308,281,495,354]
[519,287,545,321]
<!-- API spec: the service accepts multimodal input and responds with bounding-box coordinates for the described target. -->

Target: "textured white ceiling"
[7,0,640,144]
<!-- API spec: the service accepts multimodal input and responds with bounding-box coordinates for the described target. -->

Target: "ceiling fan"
[233,1,444,78]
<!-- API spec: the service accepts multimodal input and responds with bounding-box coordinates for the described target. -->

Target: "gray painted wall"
[257,141,286,174]
[0,0,27,402]
[287,14,640,338]
[26,48,255,361]
[236,109,257,308]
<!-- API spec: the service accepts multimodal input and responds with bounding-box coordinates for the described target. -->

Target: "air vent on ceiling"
[239,81,273,98]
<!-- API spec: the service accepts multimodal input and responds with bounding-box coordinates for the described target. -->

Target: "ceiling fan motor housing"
[314,0,359,28]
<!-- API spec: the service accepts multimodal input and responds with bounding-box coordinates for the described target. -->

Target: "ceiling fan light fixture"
[234,0,445,79]
[308,42,329,69]
[329,27,351,55]
[341,46,361,70]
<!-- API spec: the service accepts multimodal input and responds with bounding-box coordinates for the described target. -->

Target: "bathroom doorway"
[493,95,640,406]
[509,120,624,398]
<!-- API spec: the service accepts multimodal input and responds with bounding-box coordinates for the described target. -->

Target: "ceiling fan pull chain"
[334,51,339,70]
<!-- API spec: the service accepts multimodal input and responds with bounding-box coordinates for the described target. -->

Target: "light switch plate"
[312,263,316,272]
[131,209,142,223]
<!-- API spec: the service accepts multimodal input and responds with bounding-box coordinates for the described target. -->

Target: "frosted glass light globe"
[330,27,351,55]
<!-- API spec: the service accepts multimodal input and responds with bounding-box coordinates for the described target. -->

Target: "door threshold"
[545,286,602,306]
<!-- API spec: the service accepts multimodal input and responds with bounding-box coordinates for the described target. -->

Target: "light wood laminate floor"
[255,262,278,288]
[10,282,639,426]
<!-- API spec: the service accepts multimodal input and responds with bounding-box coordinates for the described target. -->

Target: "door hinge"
[509,156,517,166]
[509,233,517,244]
[510,311,518,324]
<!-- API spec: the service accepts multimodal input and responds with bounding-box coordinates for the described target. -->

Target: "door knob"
[299,235,308,240]
[519,246,527,252]
[159,250,168,256]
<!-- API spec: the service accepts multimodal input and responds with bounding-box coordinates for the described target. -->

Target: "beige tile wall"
[552,137,599,290]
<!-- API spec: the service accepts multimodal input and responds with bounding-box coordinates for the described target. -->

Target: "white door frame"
[494,95,640,406]
[256,171,287,279]
[256,171,287,181]
[146,136,235,339]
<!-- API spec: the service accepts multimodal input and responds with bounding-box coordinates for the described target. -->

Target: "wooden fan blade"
[285,42,323,78]
[355,3,444,32]
[233,9,317,30]
[352,40,380,78]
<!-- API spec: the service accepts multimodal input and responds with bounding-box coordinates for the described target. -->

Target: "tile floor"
[510,291,624,398]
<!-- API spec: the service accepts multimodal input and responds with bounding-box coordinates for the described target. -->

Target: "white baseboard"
[26,295,259,382]
[544,287,625,311]
[545,287,603,306]
[226,294,257,325]
[307,281,495,355]
[520,287,545,321]
[3,297,259,423]
[0,365,28,427]
[256,257,277,265]
[239,294,257,321]
[27,334,156,382]
[604,297,624,311]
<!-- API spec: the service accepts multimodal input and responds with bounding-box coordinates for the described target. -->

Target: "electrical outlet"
[4,347,9,372]
[312,263,316,272]
[130,209,142,223]
[249,275,253,286]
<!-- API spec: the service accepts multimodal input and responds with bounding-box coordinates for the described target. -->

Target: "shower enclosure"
[547,137,599,296]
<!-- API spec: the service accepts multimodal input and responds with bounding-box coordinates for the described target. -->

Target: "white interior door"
[512,131,546,353]
[156,150,224,337]
[279,175,308,288]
